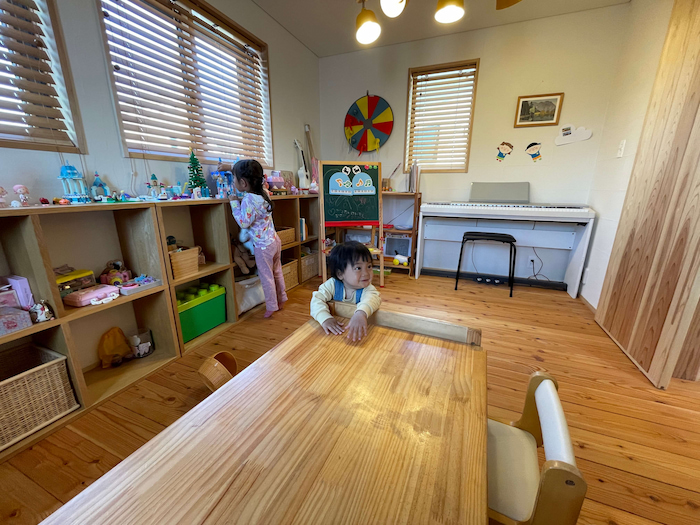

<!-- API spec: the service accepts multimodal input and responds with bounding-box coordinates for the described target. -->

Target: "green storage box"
[177,284,226,343]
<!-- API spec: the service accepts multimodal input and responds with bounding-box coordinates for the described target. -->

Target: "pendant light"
[380,0,407,18]
[435,0,465,24]
[356,1,381,45]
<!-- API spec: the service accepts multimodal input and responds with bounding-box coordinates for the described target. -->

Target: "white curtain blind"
[405,62,478,172]
[0,0,79,151]
[101,0,272,166]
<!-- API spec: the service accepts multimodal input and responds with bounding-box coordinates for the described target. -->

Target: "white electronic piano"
[415,185,596,298]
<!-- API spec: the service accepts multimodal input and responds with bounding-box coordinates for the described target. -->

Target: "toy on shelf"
[0,306,32,335]
[119,275,162,295]
[40,197,49,206]
[13,185,29,207]
[55,267,96,297]
[176,283,226,343]
[59,164,90,203]
[267,171,287,195]
[0,187,7,207]
[309,180,319,194]
[91,172,111,202]
[97,327,132,368]
[99,260,132,286]
[63,284,119,307]
[239,229,254,254]
[0,275,33,310]
[28,300,55,323]
[232,238,256,275]
[294,139,310,191]
[187,150,208,199]
[157,183,168,200]
[144,173,160,199]
[10,200,20,208]
[0,286,20,308]
[128,328,153,358]
[392,253,409,266]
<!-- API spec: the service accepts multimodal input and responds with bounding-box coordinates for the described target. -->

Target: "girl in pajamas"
[229,160,287,317]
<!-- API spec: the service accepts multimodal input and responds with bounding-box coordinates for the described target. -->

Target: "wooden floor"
[2,274,700,525]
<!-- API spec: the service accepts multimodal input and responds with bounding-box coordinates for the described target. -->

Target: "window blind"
[0,0,80,151]
[405,61,478,172]
[101,0,273,166]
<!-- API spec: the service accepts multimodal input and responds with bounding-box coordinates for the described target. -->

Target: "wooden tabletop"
[42,306,487,525]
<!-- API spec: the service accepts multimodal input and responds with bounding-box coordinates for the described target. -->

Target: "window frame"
[404,59,479,174]
[0,0,87,154]
[97,0,273,167]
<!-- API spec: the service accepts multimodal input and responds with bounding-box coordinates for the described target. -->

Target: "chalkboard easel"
[319,161,384,287]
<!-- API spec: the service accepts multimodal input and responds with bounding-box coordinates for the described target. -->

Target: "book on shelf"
[299,218,308,241]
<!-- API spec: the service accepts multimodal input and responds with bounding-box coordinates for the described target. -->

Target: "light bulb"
[356,8,381,45]
[435,0,464,24]
[380,0,407,18]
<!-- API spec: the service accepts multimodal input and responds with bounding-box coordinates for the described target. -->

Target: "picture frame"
[514,93,564,128]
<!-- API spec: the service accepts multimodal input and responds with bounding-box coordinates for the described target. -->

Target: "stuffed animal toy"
[239,228,254,254]
[232,239,256,275]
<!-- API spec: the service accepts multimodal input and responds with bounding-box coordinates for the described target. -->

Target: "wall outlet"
[617,140,626,158]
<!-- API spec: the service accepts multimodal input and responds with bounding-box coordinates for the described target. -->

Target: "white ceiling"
[251,0,629,57]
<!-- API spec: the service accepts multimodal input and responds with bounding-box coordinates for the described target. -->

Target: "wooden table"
[42,305,487,524]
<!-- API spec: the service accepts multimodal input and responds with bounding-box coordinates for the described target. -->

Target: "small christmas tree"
[186,150,207,191]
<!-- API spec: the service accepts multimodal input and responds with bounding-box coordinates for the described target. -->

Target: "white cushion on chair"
[488,419,540,522]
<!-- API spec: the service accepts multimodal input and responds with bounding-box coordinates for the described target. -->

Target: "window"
[100,0,273,167]
[405,60,479,172]
[0,0,83,152]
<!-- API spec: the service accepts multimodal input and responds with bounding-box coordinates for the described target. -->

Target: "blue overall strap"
[333,279,364,304]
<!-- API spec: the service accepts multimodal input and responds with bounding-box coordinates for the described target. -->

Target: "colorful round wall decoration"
[344,94,394,153]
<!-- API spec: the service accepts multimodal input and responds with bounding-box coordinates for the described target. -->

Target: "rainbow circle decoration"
[344,94,394,153]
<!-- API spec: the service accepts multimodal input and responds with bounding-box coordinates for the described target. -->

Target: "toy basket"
[300,252,319,282]
[0,344,79,452]
[277,227,296,246]
[169,247,199,280]
[282,259,298,290]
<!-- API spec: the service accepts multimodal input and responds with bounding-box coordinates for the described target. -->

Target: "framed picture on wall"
[514,93,564,127]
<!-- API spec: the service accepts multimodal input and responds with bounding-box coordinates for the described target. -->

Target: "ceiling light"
[356,4,381,45]
[380,0,407,18]
[435,0,464,24]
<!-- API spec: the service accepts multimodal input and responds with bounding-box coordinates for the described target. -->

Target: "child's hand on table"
[322,317,345,335]
[346,311,368,342]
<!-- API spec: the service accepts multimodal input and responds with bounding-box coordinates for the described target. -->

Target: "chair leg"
[455,240,466,290]
[509,243,516,297]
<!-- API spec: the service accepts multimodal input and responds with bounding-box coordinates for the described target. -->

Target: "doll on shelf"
[13,185,29,207]
[0,187,7,208]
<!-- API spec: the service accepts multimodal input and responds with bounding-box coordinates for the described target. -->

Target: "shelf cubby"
[71,290,178,406]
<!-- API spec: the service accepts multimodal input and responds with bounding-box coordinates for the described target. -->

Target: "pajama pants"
[254,235,288,312]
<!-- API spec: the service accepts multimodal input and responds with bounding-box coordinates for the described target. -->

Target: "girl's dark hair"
[328,241,372,279]
[233,159,273,211]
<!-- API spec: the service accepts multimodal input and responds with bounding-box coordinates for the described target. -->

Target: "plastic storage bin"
[177,284,226,343]
[55,269,96,298]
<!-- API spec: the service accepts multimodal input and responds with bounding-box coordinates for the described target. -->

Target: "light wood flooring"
[2,274,700,524]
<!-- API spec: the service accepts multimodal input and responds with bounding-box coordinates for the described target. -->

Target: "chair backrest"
[534,379,576,466]
[515,373,586,525]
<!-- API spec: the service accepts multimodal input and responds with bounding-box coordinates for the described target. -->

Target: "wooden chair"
[488,372,586,525]
[198,351,239,392]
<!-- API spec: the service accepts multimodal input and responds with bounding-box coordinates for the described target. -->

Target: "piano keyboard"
[421,202,596,220]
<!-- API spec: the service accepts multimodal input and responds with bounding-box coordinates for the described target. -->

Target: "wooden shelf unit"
[381,191,422,276]
[0,196,322,460]
[0,204,180,462]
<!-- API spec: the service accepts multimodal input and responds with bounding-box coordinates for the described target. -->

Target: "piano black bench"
[456,232,517,297]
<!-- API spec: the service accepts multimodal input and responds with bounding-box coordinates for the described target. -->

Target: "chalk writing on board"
[322,163,381,225]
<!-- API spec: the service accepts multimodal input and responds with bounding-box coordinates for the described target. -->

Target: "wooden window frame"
[0,0,87,154]
[404,59,479,174]
[97,0,274,167]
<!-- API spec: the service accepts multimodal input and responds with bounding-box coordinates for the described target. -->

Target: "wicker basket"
[169,247,199,280]
[277,227,296,246]
[0,344,79,452]
[300,252,319,282]
[282,259,299,290]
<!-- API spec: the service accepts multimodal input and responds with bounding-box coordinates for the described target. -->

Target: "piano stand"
[456,232,517,297]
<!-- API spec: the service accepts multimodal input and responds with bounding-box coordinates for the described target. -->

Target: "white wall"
[0,0,319,201]
[580,0,673,308]
[319,6,629,204]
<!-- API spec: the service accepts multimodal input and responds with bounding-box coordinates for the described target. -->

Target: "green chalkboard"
[321,162,382,226]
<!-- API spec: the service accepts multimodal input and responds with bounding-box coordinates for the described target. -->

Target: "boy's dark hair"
[328,241,373,280]
[233,159,274,211]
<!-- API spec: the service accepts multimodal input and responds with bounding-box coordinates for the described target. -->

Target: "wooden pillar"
[596,0,700,388]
